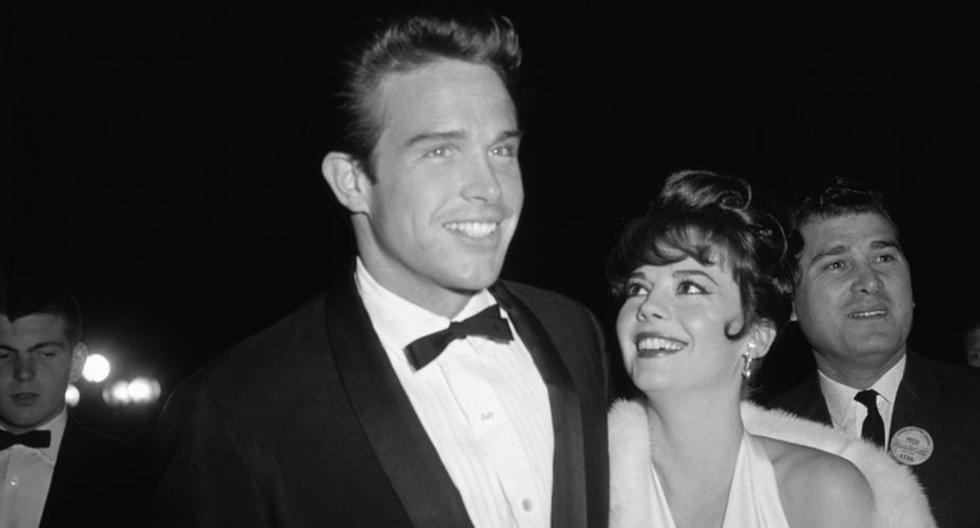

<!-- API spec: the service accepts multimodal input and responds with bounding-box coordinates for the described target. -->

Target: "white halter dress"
[648,432,790,528]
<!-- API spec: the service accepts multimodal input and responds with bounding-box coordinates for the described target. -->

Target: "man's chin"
[845,339,906,360]
[442,263,504,291]
[1,415,45,432]
[446,279,498,295]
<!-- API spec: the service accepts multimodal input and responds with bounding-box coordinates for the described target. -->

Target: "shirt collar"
[0,407,68,462]
[354,258,498,353]
[819,354,906,423]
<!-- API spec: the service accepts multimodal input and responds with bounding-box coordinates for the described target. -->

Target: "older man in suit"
[766,179,980,528]
[148,11,609,528]
[0,280,148,528]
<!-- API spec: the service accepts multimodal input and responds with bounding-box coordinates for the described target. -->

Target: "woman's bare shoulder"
[756,435,874,528]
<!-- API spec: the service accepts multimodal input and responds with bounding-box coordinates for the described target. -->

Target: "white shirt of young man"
[0,408,67,528]
[819,354,906,446]
[356,259,554,528]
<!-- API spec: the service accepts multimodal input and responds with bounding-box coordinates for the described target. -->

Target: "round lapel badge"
[889,426,934,466]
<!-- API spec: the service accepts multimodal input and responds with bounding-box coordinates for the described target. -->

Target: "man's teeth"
[637,337,685,352]
[446,221,498,238]
[849,309,887,319]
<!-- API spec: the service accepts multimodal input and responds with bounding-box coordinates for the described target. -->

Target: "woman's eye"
[625,282,649,297]
[677,281,707,295]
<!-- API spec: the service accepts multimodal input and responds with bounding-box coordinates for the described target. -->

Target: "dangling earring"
[741,346,754,380]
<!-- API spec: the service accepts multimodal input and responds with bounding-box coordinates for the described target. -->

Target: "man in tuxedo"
[766,179,980,528]
[0,281,148,528]
[149,11,609,528]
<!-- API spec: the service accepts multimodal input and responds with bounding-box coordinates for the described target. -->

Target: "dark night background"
[4,3,979,439]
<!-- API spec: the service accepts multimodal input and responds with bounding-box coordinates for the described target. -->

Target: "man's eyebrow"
[27,341,65,352]
[871,239,902,251]
[807,245,847,267]
[403,128,523,149]
[494,129,523,143]
[404,130,467,149]
[673,269,719,285]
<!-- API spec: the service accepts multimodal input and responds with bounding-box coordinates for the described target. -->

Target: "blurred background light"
[65,384,80,407]
[103,380,131,406]
[101,377,162,406]
[82,353,111,383]
[128,377,161,404]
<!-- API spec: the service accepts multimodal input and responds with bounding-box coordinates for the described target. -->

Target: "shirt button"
[10,477,18,486]
[522,498,533,511]
[480,411,494,422]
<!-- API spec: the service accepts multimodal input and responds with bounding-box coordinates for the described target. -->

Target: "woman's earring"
[741,346,754,380]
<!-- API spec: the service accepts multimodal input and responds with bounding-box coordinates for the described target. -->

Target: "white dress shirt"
[0,408,68,528]
[819,354,906,446]
[356,259,554,528]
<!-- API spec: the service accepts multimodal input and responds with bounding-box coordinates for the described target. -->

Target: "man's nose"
[461,155,502,203]
[851,264,883,295]
[14,356,37,381]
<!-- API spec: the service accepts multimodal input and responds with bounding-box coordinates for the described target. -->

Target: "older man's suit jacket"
[767,351,980,528]
[148,273,609,528]
[39,417,150,528]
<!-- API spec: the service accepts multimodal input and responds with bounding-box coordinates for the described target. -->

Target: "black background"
[5,3,979,436]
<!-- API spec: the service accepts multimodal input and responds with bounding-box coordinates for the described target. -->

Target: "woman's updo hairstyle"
[607,170,793,339]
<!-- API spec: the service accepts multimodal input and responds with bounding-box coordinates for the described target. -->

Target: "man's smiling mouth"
[445,221,499,238]
[848,305,888,319]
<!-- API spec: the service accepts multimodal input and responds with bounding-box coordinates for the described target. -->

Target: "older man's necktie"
[405,305,513,370]
[854,389,886,447]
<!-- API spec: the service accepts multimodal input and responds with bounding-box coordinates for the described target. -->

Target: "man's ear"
[747,320,777,360]
[69,342,88,383]
[322,152,371,214]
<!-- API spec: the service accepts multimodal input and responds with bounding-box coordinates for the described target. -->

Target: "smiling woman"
[605,170,934,528]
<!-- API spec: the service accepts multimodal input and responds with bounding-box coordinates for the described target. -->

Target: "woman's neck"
[644,388,745,528]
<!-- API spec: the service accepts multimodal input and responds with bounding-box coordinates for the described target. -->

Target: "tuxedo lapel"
[491,282,587,528]
[324,274,473,528]
[39,420,82,528]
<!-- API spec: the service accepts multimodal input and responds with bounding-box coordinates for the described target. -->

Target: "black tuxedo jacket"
[767,351,980,528]
[148,274,609,527]
[39,416,150,528]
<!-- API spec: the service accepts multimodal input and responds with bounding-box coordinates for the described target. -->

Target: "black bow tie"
[0,429,51,450]
[405,304,514,370]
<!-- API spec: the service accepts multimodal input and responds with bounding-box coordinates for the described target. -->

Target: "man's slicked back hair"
[337,11,523,180]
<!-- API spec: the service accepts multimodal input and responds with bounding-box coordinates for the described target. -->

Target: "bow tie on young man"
[405,304,514,370]
[0,429,51,450]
